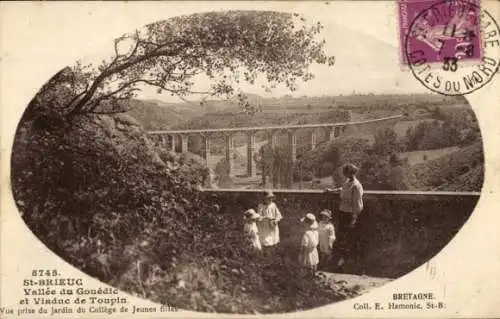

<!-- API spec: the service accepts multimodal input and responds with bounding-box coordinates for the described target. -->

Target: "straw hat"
[264,190,275,199]
[243,209,261,221]
[300,213,318,229]
[319,210,332,220]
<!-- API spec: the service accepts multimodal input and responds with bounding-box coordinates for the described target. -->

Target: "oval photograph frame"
[9,8,483,315]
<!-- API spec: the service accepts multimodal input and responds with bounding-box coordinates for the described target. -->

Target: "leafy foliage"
[373,127,400,156]
[214,157,234,188]
[293,127,411,190]
[254,144,295,188]
[403,107,480,151]
[296,138,370,181]
[405,142,483,191]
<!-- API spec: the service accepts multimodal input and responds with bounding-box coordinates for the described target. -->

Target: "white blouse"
[339,178,364,215]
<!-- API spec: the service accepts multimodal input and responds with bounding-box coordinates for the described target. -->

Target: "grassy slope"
[405,142,484,191]
[400,146,460,166]
[127,99,222,130]
[437,165,484,191]
[392,119,436,136]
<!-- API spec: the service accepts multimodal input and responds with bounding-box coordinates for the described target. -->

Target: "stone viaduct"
[146,115,402,176]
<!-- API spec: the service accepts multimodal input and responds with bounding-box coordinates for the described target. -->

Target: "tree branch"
[106,37,125,69]
[66,83,90,110]
[67,42,192,119]
[125,31,141,60]
[86,107,134,115]
[110,78,209,96]
[86,80,143,112]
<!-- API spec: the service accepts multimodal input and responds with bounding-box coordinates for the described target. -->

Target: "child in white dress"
[298,213,319,277]
[257,190,282,253]
[317,210,336,270]
[243,209,262,251]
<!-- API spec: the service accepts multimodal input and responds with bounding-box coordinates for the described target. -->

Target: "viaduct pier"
[146,115,403,177]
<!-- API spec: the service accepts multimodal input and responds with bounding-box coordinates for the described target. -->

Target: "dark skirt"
[332,210,365,263]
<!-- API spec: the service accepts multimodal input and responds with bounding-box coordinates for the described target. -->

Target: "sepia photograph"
[2,1,498,317]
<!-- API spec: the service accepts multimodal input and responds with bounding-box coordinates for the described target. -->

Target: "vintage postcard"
[1,1,499,318]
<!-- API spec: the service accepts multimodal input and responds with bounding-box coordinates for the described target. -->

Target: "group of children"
[299,210,336,276]
[243,190,336,277]
[243,190,283,252]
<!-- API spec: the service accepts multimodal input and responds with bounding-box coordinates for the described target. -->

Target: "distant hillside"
[126,99,195,130]
[405,142,484,192]
[177,108,352,130]
[127,98,235,130]
[175,93,466,130]
[127,93,467,132]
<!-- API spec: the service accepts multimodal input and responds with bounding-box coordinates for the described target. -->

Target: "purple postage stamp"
[399,0,482,65]
[399,0,500,95]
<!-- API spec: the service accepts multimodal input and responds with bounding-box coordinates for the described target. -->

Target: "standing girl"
[243,209,262,251]
[257,190,282,254]
[317,209,336,270]
[298,213,319,277]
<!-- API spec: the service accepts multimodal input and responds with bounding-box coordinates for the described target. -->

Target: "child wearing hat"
[243,209,262,251]
[317,209,336,270]
[257,190,283,253]
[298,213,320,277]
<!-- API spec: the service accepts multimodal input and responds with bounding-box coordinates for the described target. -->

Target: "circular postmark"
[405,0,500,95]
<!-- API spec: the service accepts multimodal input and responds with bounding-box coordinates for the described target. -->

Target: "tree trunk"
[287,163,293,189]
[272,162,278,188]
[299,165,303,190]
[262,164,267,187]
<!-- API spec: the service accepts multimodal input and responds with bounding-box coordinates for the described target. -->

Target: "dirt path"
[317,271,392,295]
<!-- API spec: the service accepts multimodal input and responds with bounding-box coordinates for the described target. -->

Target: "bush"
[405,142,483,191]
[297,170,314,182]
[320,162,335,177]
[404,107,480,151]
